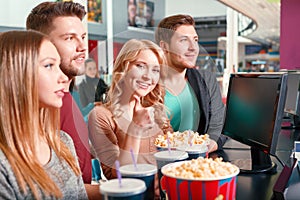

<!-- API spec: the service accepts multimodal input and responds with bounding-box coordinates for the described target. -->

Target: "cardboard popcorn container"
[161,158,239,200]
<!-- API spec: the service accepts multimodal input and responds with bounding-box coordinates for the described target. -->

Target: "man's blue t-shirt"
[165,82,200,131]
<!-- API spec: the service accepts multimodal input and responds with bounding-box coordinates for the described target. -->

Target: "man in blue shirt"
[155,14,227,152]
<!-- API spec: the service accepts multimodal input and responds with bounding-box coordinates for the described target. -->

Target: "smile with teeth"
[137,81,151,90]
[75,57,85,62]
[185,54,196,58]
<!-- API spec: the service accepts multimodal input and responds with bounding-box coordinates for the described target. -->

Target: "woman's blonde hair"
[106,39,168,127]
[0,30,80,199]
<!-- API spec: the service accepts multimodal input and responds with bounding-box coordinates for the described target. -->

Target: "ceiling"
[218,0,280,48]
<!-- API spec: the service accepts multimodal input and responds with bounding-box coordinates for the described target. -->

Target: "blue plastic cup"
[119,164,157,200]
[100,178,146,200]
[154,150,188,199]
[176,144,208,160]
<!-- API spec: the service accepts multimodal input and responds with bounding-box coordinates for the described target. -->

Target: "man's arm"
[200,70,227,149]
[60,92,92,183]
[85,184,101,200]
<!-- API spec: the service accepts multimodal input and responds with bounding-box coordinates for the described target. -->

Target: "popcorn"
[162,157,239,179]
[154,130,210,148]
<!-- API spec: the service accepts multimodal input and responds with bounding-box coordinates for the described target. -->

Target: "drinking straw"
[167,134,171,154]
[130,148,138,170]
[115,160,122,187]
[188,130,192,147]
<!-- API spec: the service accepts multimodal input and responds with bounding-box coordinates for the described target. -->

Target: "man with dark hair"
[27,1,100,199]
[155,14,227,152]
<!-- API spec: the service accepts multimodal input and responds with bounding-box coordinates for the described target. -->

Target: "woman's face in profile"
[124,49,160,97]
[38,40,68,108]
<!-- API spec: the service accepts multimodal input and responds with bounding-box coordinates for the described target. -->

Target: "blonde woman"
[0,30,87,199]
[88,39,170,199]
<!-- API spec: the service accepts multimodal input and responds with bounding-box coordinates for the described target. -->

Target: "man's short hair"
[26,1,86,34]
[155,14,195,44]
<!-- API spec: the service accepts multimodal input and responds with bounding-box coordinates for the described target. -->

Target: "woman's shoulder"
[0,149,13,175]
[0,149,7,163]
[59,131,77,157]
[59,130,74,146]
[88,105,115,127]
[90,105,113,118]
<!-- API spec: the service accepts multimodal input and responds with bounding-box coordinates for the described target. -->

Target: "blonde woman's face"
[124,49,160,97]
[38,40,68,108]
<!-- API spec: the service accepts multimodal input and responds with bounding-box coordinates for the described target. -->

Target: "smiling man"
[155,14,227,152]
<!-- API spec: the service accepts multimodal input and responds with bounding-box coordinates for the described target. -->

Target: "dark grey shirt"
[0,131,88,199]
[78,75,99,107]
[186,68,227,148]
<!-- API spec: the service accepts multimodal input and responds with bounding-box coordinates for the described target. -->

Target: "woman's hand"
[132,95,154,128]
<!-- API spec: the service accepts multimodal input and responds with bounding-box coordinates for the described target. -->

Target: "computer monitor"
[222,73,288,173]
[283,72,300,128]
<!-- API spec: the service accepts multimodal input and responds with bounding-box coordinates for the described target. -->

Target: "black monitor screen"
[223,73,287,155]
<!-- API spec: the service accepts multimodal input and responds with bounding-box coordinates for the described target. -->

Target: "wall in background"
[280,0,300,70]
[0,0,47,28]
[165,0,226,17]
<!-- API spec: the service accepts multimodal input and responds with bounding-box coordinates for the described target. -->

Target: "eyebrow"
[40,57,57,62]
[178,35,198,39]
[60,32,87,38]
[134,60,160,66]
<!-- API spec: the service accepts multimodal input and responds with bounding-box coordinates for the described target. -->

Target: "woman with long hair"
[88,39,171,198]
[0,30,87,199]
